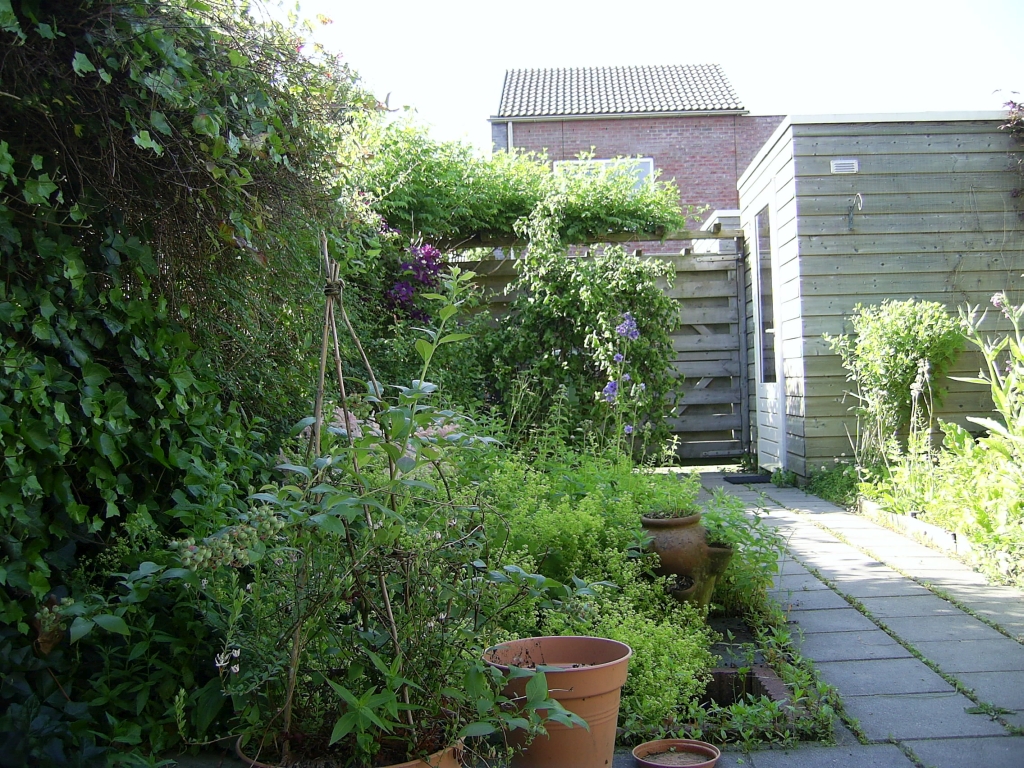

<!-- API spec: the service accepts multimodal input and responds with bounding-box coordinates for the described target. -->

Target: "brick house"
[489,64,783,216]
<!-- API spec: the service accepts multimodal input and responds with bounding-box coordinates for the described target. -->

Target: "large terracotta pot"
[236,737,462,768]
[641,513,734,609]
[483,635,632,768]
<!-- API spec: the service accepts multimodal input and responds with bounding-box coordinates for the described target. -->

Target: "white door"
[751,198,786,471]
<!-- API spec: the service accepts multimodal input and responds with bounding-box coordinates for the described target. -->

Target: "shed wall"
[790,119,1024,474]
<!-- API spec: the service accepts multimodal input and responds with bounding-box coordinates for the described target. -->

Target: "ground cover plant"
[862,294,1024,587]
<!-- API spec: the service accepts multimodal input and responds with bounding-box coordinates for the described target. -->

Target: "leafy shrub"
[490,247,680,448]
[864,294,1024,587]
[825,299,963,463]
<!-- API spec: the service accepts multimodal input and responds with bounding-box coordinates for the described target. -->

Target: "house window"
[755,206,776,384]
[552,157,654,189]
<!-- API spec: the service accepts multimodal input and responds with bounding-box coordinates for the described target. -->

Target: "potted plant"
[484,635,632,768]
[170,265,587,766]
[640,477,734,609]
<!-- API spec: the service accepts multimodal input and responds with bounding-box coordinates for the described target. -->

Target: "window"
[755,206,776,384]
[552,157,654,189]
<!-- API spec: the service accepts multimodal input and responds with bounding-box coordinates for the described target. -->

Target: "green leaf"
[150,110,172,136]
[132,130,164,157]
[525,670,548,705]
[395,456,416,474]
[21,420,50,452]
[458,721,496,738]
[414,338,433,363]
[22,175,58,205]
[93,613,130,636]
[329,712,358,745]
[0,0,25,40]
[82,361,111,387]
[192,111,221,138]
[438,332,472,345]
[71,51,96,76]
[70,617,94,642]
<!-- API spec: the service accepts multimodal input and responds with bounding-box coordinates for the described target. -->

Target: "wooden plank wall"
[790,119,1024,476]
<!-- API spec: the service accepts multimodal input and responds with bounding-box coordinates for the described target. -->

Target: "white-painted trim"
[737,110,1007,190]
[487,109,749,123]
[507,120,513,151]
[700,210,741,231]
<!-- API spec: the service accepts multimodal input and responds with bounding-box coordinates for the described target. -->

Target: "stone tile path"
[689,472,1024,768]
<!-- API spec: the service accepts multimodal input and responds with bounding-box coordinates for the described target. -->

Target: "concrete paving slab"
[857,594,964,619]
[774,588,850,612]
[907,736,1024,768]
[814,658,955,696]
[842,691,1008,741]
[775,559,814,576]
[912,638,1024,673]
[742,743,916,768]
[881,614,1009,644]
[956,671,1024,710]
[796,629,914,662]
[788,608,880,634]
[835,577,938,599]
[772,573,830,592]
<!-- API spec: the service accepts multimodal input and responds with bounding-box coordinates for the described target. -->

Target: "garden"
[807,284,1024,590]
[0,2,838,767]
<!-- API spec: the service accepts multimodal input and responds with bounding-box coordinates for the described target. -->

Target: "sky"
[295,0,1024,155]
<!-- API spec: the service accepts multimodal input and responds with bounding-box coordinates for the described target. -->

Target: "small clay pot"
[632,738,720,767]
[641,512,705,578]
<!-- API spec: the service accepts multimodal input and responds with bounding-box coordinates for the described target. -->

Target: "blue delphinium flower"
[613,353,624,364]
[616,312,639,341]
[603,380,619,402]
[624,424,634,435]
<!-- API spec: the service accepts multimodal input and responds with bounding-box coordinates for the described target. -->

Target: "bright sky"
[298,0,1024,155]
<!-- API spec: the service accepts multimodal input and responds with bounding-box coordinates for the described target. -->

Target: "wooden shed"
[737,111,1024,477]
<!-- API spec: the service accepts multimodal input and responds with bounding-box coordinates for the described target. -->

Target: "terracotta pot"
[641,513,733,610]
[235,737,462,768]
[631,738,720,767]
[641,512,705,579]
[483,635,631,768]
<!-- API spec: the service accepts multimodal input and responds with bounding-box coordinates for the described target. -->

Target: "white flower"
[215,653,229,669]
[231,648,240,658]
[230,664,239,674]
[200,579,208,588]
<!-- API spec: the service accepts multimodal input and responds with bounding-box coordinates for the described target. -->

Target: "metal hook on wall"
[847,193,864,231]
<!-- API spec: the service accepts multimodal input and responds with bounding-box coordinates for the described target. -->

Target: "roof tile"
[495,64,744,118]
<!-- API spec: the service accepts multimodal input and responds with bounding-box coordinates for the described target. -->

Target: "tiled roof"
[495,64,744,118]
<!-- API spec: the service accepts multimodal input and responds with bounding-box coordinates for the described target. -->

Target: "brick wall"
[506,114,783,220]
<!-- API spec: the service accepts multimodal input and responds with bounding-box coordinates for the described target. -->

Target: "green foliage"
[770,469,797,488]
[490,247,680,448]
[355,120,687,248]
[863,294,1024,587]
[805,461,860,508]
[701,490,782,615]
[825,299,963,463]
[173,270,591,764]
[0,0,377,760]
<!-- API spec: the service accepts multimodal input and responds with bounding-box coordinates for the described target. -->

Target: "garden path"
[668,471,1024,768]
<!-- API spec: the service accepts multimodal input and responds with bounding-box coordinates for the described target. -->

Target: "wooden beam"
[441,228,745,251]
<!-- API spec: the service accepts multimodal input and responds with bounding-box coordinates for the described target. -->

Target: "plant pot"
[483,635,631,768]
[632,738,720,767]
[641,512,705,578]
[642,513,727,609]
[235,737,462,768]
